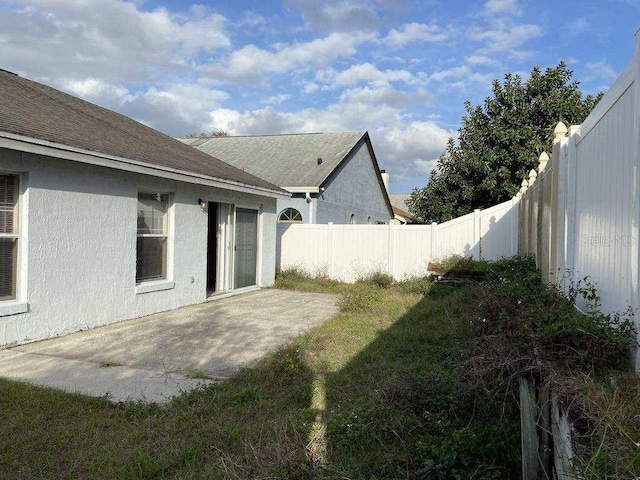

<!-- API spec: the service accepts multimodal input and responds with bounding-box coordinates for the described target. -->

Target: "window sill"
[135,280,175,295]
[0,301,29,317]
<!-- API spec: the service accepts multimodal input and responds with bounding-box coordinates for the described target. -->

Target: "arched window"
[278,208,303,223]
[367,216,372,224]
[349,214,356,224]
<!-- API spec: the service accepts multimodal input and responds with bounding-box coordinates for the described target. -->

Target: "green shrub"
[338,286,383,313]
[274,267,310,288]
[396,276,432,295]
[356,270,395,289]
[429,254,490,275]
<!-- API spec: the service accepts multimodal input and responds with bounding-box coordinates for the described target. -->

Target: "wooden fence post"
[520,376,540,480]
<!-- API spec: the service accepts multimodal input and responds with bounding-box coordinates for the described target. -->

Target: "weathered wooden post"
[520,376,540,480]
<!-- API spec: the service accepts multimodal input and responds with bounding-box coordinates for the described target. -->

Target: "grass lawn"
[0,271,523,479]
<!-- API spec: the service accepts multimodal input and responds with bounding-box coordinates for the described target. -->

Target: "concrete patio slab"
[0,349,210,404]
[0,289,339,403]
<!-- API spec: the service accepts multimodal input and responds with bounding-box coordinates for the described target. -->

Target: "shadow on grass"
[0,286,521,479]
[318,291,521,479]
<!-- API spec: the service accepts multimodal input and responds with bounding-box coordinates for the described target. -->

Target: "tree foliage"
[409,62,603,223]
[184,130,229,138]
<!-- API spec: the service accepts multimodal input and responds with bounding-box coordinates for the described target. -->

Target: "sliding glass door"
[233,208,258,288]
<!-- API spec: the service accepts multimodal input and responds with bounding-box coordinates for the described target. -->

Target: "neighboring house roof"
[0,69,283,194]
[389,193,411,211]
[389,193,423,224]
[179,131,367,189]
[392,206,423,224]
[180,131,394,217]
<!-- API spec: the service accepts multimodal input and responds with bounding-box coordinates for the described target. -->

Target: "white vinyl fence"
[514,32,640,467]
[518,30,640,369]
[277,198,519,283]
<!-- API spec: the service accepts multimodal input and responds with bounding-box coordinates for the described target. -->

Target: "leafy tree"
[409,62,602,223]
[184,130,229,138]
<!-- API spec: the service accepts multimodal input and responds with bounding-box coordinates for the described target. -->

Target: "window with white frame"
[278,208,303,223]
[136,192,169,283]
[0,175,19,301]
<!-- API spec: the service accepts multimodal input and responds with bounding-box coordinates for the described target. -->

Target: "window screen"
[0,175,18,300]
[136,193,168,282]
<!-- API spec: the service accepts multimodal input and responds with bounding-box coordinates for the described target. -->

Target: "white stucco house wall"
[0,69,288,348]
[179,132,394,225]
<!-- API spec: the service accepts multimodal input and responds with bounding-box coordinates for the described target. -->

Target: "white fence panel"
[516,31,640,371]
[479,199,519,261]
[330,225,393,282]
[391,225,434,279]
[572,83,637,314]
[277,198,519,283]
[435,211,476,259]
[276,224,330,276]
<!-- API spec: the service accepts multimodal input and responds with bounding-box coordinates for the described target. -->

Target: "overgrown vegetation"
[428,254,490,276]
[0,259,637,478]
[460,255,639,478]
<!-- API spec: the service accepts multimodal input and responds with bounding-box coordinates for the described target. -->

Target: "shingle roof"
[178,131,366,188]
[392,205,423,223]
[389,193,411,211]
[0,70,281,192]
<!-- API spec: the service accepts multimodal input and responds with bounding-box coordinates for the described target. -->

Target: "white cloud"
[465,55,497,66]
[201,31,375,85]
[0,0,230,83]
[194,85,450,183]
[567,16,590,36]
[375,121,450,180]
[584,61,617,80]
[383,23,448,48]
[285,0,383,32]
[468,23,542,58]
[262,94,292,105]
[482,0,522,16]
[303,82,320,94]
[339,85,429,108]
[61,78,133,105]
[59,80,231,136]
[318,63,415,87]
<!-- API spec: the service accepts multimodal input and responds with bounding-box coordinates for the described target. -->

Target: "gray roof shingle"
[389,193,411,210]
[0,70,281,192]
[178,131,366,188]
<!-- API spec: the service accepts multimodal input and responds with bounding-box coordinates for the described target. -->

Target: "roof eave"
[0,131,290,199]
[283,186,320,193]
[318,132,394,219]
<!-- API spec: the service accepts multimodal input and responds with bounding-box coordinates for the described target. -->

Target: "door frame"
[207,202,262,295]
[232,203,262,290]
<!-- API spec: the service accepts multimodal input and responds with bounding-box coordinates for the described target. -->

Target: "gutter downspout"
[305,191,314,223]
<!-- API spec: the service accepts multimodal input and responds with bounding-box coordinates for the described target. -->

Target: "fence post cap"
[554,121,568,140]
[537,151,549,173]
[521,179,528,187]
[528,168,538,180]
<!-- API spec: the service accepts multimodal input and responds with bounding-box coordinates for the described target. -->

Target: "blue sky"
[0,0,638,193]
